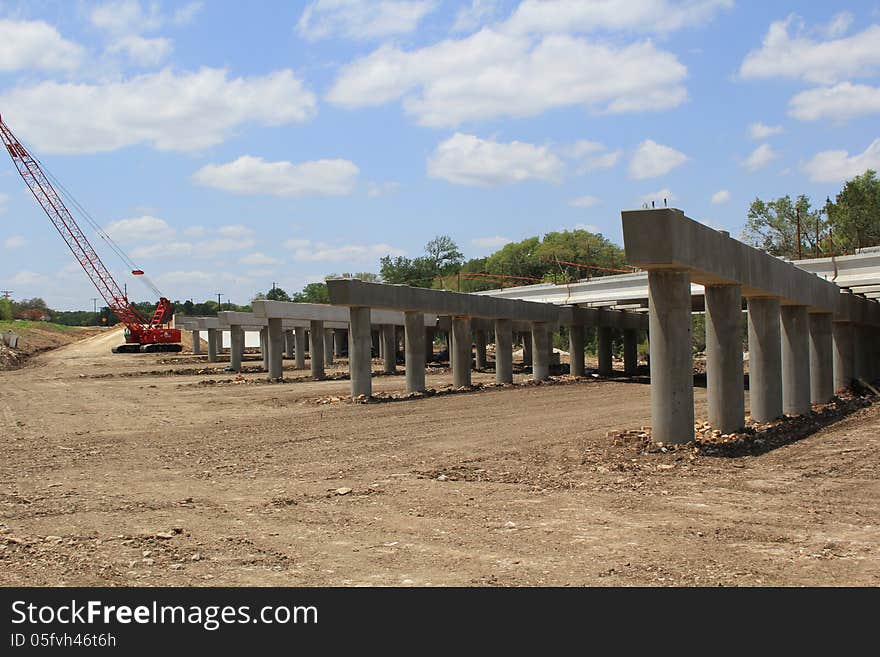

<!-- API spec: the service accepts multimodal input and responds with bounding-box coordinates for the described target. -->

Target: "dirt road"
[1,329,878,586]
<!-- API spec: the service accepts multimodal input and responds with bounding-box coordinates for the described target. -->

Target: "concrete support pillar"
[425,327,435,362]
[230,325,243,372]
[294,327,306,370]
[334,330,345,357]
[648,269,694,443]
[598,326,613,376]
[747,296,782,422]
[809,313,834,405]
[531,321,550,381]
[832,321,854,392]
[285,330,295,359]
[475,330,487,370]
[495,319,513,384]
[623,329,639,375]
[207,328,218,362]
[192,330,201,355]
[310,321,325,379]
[381,324,396,374]
[522,333,532,366]
[349,307,372,397]
[267,318,284,380]
[569,325,585,377]
[371,330,380,359]
[404,311,426,393]
[853,325,868,382]
[705,285,745,433]
[781,305,811,415]
[260,328,269,371]
[216,330,224,355]
[324,329,334,366]
[451,317,472,388]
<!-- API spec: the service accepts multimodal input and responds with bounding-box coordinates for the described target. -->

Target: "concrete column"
[294,327,306,370]
[531,322,550,381]
[475,329,487,370]
[371,330,380,359]
[349,307,372,397]
[381,324,396,374]
[781,305,811,416]
[598,326,613,375]
[230,325,243,372]
[404,311,426,393]
[310,321,325,379]
[285,330,295,359]
[569,325,585,377]
[809,313,833,405]
[832,322,854,392]
[334,330,345,357]
[260,328,269,371]
[207,328,218,362]
[853,325,868,382]
[324,329,334,366]
[623,329,639,375]
[648,269,694,443]
[267,318,284,380]
[451,317,472,388]
[705,284,744,433]
[747,296,782,422]
[522,333,532,366]
[425,327,435,362]
[495,319,513,384]
[192,330,201,355]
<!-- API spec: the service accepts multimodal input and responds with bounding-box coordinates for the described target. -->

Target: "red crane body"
[0,114,181,353]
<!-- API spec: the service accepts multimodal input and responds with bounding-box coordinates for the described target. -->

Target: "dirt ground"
[0,322,102,370]
[1,328,878,586]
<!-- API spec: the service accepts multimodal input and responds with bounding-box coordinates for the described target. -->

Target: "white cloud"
[638,188,676,205]
[90,1,163,34]
[10,271,48,286]
[0,19,83,72]
[504,0,733,35]
[367,181,401,197]
[108,35,173,66]
[471,235,511,250]
[0,68,317,154]
[327,29,687,127]
[217,225,254,239]
[711,189,731,205]
[240,252,282,266]
[105,216,176,243]
[629,139,688,179]
[193,156,359,197]
[183,226,206,238]
[573,223,600,232]
[453,0,500,33]
[173,2,204,26]
[825,11,853,39]
[285,239,405,262]
[748,122,783,139]
[131,241,193,259]
[427,133,563,186]
[568,195,600,208]
[740,17,880,84]
[297,0,436,41]
[789,82,880,122]
[742,143,779,172]
[198,237,256,256]
[3,235,26,249]
[803,138,880,182]
[562,140,622,174]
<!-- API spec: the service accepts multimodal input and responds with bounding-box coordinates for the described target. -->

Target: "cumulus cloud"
[0,68,316,154]
[711,189,731,205]
[748,122,783,139]
[452,0,501,33]
[803,138,880,182]
[90,1,163,34]
[789,82,880,121]
[568,195,600,208]
[193,156,359,197]
[327,29,687,127]
[107,35,173,66]
[240,252,282,266]
[3,235,26,249]
[0,18,83,72]
[131,241,193,259]
[297,0,436,41]
[561,140,622,174]
[471,235,511,250]
[285,239,405,262]
[504,0,733,35]
[105,216,176,243]
[740,17,880,84]
[629,140,688,179]
[427,133,563,186]
[638,188,676,205]
[172,2,204,26]
[742,143,779,172]
[10,271,48,286]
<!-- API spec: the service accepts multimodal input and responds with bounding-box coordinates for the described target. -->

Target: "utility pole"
[796,207,802,260]
[123,283,127,299]
[0,290,12,299]
[91,298,99,326]
[217,292,223,313]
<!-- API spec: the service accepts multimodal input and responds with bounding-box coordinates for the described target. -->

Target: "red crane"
[0,114,181,353]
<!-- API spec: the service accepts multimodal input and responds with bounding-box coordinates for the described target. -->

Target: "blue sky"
[2,1,880,310]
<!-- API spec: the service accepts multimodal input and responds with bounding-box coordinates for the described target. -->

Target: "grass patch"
[0,320,78,334]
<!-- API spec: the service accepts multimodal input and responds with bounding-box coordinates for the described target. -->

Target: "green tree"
[743,194,822,259]
[379,255,437,286]
[266,286,291,301]
[424,235,464,275]
[828,169,880,253]
[0,297,12,321]
[292,282,329,303]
